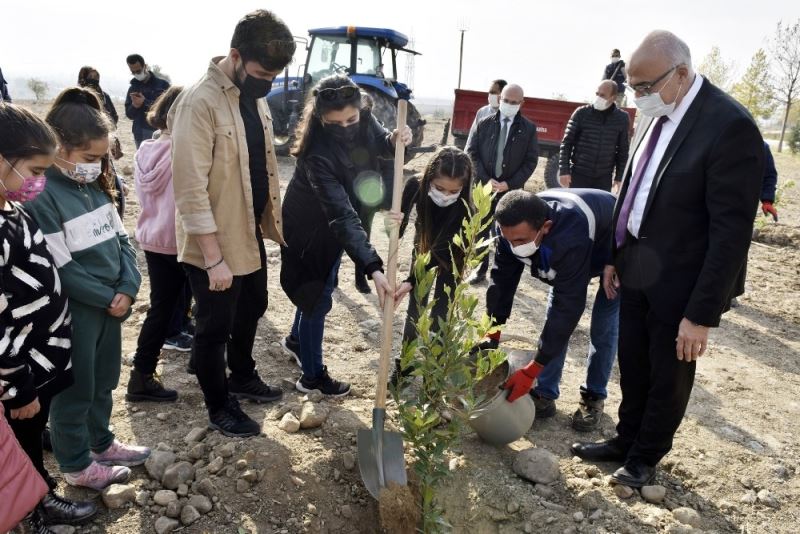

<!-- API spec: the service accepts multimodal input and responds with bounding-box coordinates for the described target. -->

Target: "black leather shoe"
[126,369,178,402]
[40,491,97,525]
[570,439,628,462]
[610,460,656,488]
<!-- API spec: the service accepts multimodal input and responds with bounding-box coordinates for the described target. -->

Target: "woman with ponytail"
[24,87,146,491]
[280,74,411,397]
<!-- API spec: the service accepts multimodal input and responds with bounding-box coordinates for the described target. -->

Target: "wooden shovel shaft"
[374,99,408,409]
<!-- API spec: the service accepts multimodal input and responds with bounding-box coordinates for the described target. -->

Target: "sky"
[2,0,798,104]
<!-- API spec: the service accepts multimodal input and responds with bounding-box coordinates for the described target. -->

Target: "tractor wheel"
[544,155,561,189]
[363,87,425,162]
[267,94,297,156]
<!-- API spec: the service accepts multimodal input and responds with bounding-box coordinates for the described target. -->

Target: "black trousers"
[133,251,190,374]
[474,194,502,277]
[4,392,56,489]
[616,243,696,466]
[570,172,612,192]
[354,208,377,281]
[402,268,456,344]
[184,246,268,413]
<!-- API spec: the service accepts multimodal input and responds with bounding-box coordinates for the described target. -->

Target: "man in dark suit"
[467,83,539,284]
[571,30,764,487]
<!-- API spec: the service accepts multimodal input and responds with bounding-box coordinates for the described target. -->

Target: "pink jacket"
[135,136,177,255]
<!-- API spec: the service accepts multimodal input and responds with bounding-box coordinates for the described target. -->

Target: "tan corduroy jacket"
[168,57,284,276]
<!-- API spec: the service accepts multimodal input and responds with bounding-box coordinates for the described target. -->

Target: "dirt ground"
[19,100,800,534]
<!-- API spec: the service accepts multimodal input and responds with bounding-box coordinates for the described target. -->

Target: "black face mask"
[325,122,360,144]
[235,61,272,99]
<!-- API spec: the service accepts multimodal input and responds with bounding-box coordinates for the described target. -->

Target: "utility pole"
[457,19,469,89]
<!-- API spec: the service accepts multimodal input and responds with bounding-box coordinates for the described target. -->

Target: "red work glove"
[761,201,778,222]
[503,361,545,403]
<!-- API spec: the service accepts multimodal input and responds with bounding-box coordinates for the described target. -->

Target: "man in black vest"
[467,83,539,284]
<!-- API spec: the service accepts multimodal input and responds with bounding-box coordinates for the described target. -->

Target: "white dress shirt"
[627,74,704,237]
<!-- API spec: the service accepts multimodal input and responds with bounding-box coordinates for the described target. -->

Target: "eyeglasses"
[627,65,678,96]
[314,86,360,102]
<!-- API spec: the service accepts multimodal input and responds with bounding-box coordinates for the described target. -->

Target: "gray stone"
[236,479,251,493]
[188,443,208,461]
[573,511,584,522]
[757,489,780,508]
[241,469,259,483]
[135,490,150,507]
[176,484,189,497]
[154,516,179,534]
[197,478,218,498]
[341,504,353,519]
[512,448,560,484]
[342,452,356,471]
[614,484,635,499]
[145,450,176,481]
[207,456,224,474]
[302,390,324,403]
[101,484,136,509]
[740,490,758,504]
[672,507,702,528]
[235,459,248,471]
[642,485,667,504]
[156,412,168,421]
[180,505,201,526]
[162,461,195,490]
[153,490,178,506]
[188,495,213,514]
[299,402,328,429]
[165,500,182,519]
[184,427,208,444]
[218,442,236,458]
[278,413,301,433]
[506,501,520,514]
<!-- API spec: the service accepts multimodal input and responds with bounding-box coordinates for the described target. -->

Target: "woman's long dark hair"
[291,74,363,159]
[415,146,474,269]
[0,103,57,161]
[46,87,116,201]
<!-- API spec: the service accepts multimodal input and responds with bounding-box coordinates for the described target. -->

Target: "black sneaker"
[208,397,261,438]
[229,372,283,403]
[531,391,557,418]
[296,366,350,397]
[467,270,486,286]
[39,491,97,525]
[126,369,178,402]
[281,335,301,367]
[163,333,192,352]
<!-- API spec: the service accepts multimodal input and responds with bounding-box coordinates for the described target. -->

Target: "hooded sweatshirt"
[134,137,177,254]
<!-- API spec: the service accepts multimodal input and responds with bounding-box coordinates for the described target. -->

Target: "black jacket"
[559,104,630,186]
[0,67,10,102]
[101,90,119,126]
[125,73,170,137]
[486,189,615,365]
[613,78,764,327]
[280,112,393,312]
[603,61,626,93]
[467,111,539,190]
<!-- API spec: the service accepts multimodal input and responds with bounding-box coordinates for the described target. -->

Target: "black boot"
[354,265,371,294]
[126,369,178,402]
[24,507,55,534]
[39,491,97,525]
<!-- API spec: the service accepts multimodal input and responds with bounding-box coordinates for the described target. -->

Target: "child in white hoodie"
[126,86,186,403]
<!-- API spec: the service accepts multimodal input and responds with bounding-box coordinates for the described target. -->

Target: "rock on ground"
[188,495,213,514]
[299,402,328,429]
[184,427,208,444]
[181,505,201,526]
[101,484,136,509]
[642,484,667,504]
[155,516,180,534]
[614,484,635,499]
[162,461,195,490]
[145,450,176,481]
[153,490,178,506]
[512,447,561,484]
[278,412,301,433]
[757,489,780,508]
[672,507,702,528]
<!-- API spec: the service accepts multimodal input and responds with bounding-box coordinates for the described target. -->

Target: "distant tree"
[150,64,171,83]
[770,19,800,153]
[698,46,735,91]
[27,78,48,102]
[789,122,800,154]
[731,49,776,120]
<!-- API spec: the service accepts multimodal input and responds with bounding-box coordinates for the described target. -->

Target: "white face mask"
[633,71,682,118]
[508,228,542,258]
[488,94,500,109]
[133,69,148,82]
[57,157,103,184]
[499,101,520,119]
[611,57,621,63]
[428,187,462,208]
[593,96,612,111]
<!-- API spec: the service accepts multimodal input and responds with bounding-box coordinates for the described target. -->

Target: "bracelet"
[205,257,224,270]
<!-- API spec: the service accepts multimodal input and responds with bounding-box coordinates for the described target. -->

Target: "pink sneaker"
[91,439,151,467]
[64,461,130,491]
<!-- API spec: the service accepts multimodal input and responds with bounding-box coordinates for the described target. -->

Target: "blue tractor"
[267,26,426,156]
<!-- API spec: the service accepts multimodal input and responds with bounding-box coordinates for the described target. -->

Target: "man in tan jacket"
[169,9,295,437]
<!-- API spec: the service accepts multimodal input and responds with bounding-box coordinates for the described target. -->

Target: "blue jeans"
[534,282,620,400]
[291,259,341,380]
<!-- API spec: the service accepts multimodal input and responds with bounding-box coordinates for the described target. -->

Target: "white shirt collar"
[666,74,704,125]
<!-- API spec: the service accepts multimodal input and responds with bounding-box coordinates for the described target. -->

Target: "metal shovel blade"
[357,408,407,499]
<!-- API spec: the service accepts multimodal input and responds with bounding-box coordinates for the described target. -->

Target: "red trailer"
[451,88,637,187]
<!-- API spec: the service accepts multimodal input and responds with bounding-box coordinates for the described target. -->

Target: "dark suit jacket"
[467,111,539,190]
[612,78,764,327]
